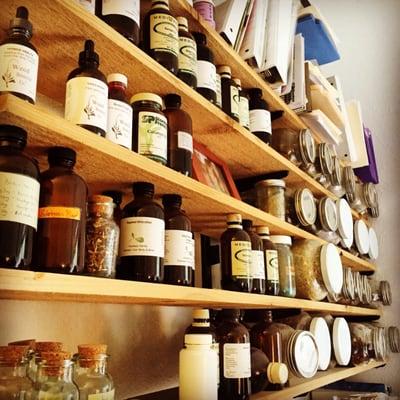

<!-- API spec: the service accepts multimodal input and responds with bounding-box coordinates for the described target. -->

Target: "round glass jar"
[314,143,333,188]
[349,323,370,366]
[371,280,392,306]
[387,326,400,353]
[343,166,357,204]
[277,311,312,331]
[286,188,317,228]
[353,219,370,256]
[332,317,351,366]
[255,179,286,220]
[328,156,345,197]
[363,183,379,218]
[314,197,339,243]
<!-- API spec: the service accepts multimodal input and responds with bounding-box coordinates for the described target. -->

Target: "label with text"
[249,109,271,134]
[177,130,193,153]
[178,36,197,76]
[150,13,179,56]
[223,343,251,379]
[230,241,251,278]
[266,249,279,281]
[102,0,140,25]
[38,206,81,221]
[250,250,265,279]
[239,97,249,129]
[164,229,194,268]
[197,60,216,92]
[230,85,239,119]
[106,99,133,148]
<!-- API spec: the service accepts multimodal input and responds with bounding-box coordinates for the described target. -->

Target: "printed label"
[38,392,63,400]
[0,172,39,229]
[38,206,81,221]
[215,74,222,107]
[106,99,133,148]
[230,85,239,118]
[223,343,251,379]
[249,109,272,134]
[177,130,193,153]
[0,43,38,101]
[138,111,168,163]
[102,0,140,25]
[230,241,251,277]
[150,13,179,56]
[239,97,249,129]
[65,77,108,131]
[164,230,195,268]
[120,217,165,257]
[77,0,95,13]
[266,250,279,282]
[178,36,197,76]
[197,60,216,92]
[88,389,115,400]
[250,250,265,279]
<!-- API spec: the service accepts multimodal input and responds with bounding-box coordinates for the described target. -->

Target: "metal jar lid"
[299,129,316,165]
[294,188,317,226]
[343,166,356,203]
[330,156,343,186]
[255,179,286,188]
[354,219,370,255]
[318,197,338,232]
[363,183,378,208]
[289,331,319,378]
[336,198,353,240]
[317,143,334,176]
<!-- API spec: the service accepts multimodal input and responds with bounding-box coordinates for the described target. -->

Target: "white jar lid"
[368,227,379,260]
[354,220,370,255]
[269,235,292,245]
[309,317,331,371]
[336,198,353,240]
[319,197,338,232]
[332,318,351,366]
[293,331,319,378]
[340,227,354,249]
[320,243,343,295]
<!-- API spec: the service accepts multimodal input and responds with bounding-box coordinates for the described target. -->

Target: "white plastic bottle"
[179,334,218,400]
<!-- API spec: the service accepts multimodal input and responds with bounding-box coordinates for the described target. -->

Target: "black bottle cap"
[248,88,263,99]
[162,194,182,207]
[9,6,33,38]
[164,94,182,108]
[132,181,154,196]
[102,190,123,206]
[242,219,253,230]
[48,146,76,166]
[192,32,207,45]
[220,309,241,320]
[79,40,99,66]
[0,125,27,145]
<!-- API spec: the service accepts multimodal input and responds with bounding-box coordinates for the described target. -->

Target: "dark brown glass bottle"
[250,347,269,393]
[96,0,140,45]
[256,227,280,296]
[242,220,265,294]
[217,65,239,122]
[163,94,193,177]
[35,147,88,274]
[102,190,123,226]
[220,214,252,293]
[143,0,179,75]
[118,182,164,282]
[162,194,194,286]
[0,125,40,268]
[217,309,251,400]
[177,17,197,89]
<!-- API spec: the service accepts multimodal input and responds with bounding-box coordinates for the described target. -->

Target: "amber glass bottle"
[177,17,197,89]
[162,194,194,286]
[242,220,265,294]
[163,94,193,177]
[35,147,88,274]
[118,182,164,282]
[217,65,239,122]
[220,214,252,293]
[0,125,40,268]
[143,0,179,75]
[217,309,251,400]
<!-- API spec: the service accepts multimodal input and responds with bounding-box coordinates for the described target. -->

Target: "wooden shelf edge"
[251,361,385,400]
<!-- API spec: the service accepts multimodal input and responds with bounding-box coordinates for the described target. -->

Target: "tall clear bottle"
[177,17,197,88]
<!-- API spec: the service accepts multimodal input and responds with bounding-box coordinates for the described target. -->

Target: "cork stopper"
[217,65,232,76]
[267,362,288,384]
[0,345,29,364]
[8,339,36,350]
[36,341,63,354]
[226,213,242,224]
[40,351,71,376]
[256,226,270,235]
[78,344,108,368]
[88,195,114,216]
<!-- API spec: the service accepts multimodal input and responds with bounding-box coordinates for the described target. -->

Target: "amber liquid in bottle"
[35,147,87,273]
[250,347,270,393]
[177,17,197,89]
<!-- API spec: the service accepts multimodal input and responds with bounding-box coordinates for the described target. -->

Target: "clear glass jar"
[269,236,296,298]
[387,326,400,353]
[314,143,333,188]
[314,197,339,243]
[328,155,345,197]
[277,311,312,331]
[349,323,370,366]
[286,188,317,229]
[363,183,379,218]
[255,179,286,220]
[85,195,120,278]
[371,280,392,306]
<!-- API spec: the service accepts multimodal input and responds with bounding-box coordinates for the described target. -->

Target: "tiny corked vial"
[193,0,216,29]
[0,6,38,104]
[248,88,272,144]
[217,66,239,122]
[131,93,168,165]
[177,17,197,89]
[106,73,133,149]
[85,195,120,279]
[65,40,108,137]
[234,78,250,130]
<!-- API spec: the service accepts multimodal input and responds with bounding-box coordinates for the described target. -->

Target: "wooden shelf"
[252,361,385,400]
[0,270,382,317]
[0,94,375,272]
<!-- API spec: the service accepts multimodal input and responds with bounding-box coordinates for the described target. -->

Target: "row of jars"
[0,341,113,399]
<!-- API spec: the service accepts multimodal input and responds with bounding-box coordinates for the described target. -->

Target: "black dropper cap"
[248,88,263,99]
[48,146,76,166]
[79,40,99,67]
[0,125,27,145]
[132,181,154,197]
[164,94,181,108]
[220,309,241,320]
[9,6,33,38]
[102,190,123,206]
[242,219,253,230]
[162,194,182,207]
[192,32,207,45]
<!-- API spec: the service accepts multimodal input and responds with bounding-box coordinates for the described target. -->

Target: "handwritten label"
[38,206,81,221]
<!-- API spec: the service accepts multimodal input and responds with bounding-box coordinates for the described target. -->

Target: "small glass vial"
[106,73,133,149]
[102,190,123,226]
[255,179,286,221]
[74,344,114,400]
[131,93,168,165]
[85,195,120,278]
[234,79,250,130]
[177,17,197,89]
[217,66,239,122]
[248,88,272,144]
[193,0,216,28]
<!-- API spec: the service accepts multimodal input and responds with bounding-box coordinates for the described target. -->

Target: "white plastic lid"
[107,73,128,85]
[332,318,351,366]
[368,227,379,260]
[192,309,210,320]
[184,334,213,345]
[320,244,343,295]
[256,226,270,235]
[309,317,331,371]
[269,235,292,245]
[336,199,353,240]
[293,331,319,378]
[354,220,370,255]
[267,362,289,384]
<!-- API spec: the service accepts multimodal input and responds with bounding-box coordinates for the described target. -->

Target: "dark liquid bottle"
[65,40,108,137]
[102,190,123,226]
[162,194,194,286]
[118,182,164,282]
[250,347,269,393]
[96,0,140,45]
[35,147,88,274]
[143,0,179,75]
[217,65,239,122]
[217,309,251,400]
[242,220,265,294]
[177,17,197,89]
[248,88,272,144]
[234,78,250,130]
[0,125,39,268]
[163,94,193,177]
[256,227,280,296]
[220,214,252,293]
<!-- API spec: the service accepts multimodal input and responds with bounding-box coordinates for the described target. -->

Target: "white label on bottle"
[215,73,222,107]
[250,250,265,279]
[119,217,165,257]
[137,111,168,162]
[150,13,179,56]
[77,0,95,13]
[0,43,38,101]
[106,99,133,148]
[88,389,115,400]
[230,85,239,118]
[266,249,279,281]
[164,229,194,268]
[223,343,251,379]
[38,392,63,400]
[249,109,271,134]
[0,172,39,229]
[239,97,249,129]
[65,77,108,131]
[177,130,193,153]
[230,241,251,278]
[102,0,140,25]
[178,36,197,76]
[197,60,216,92]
